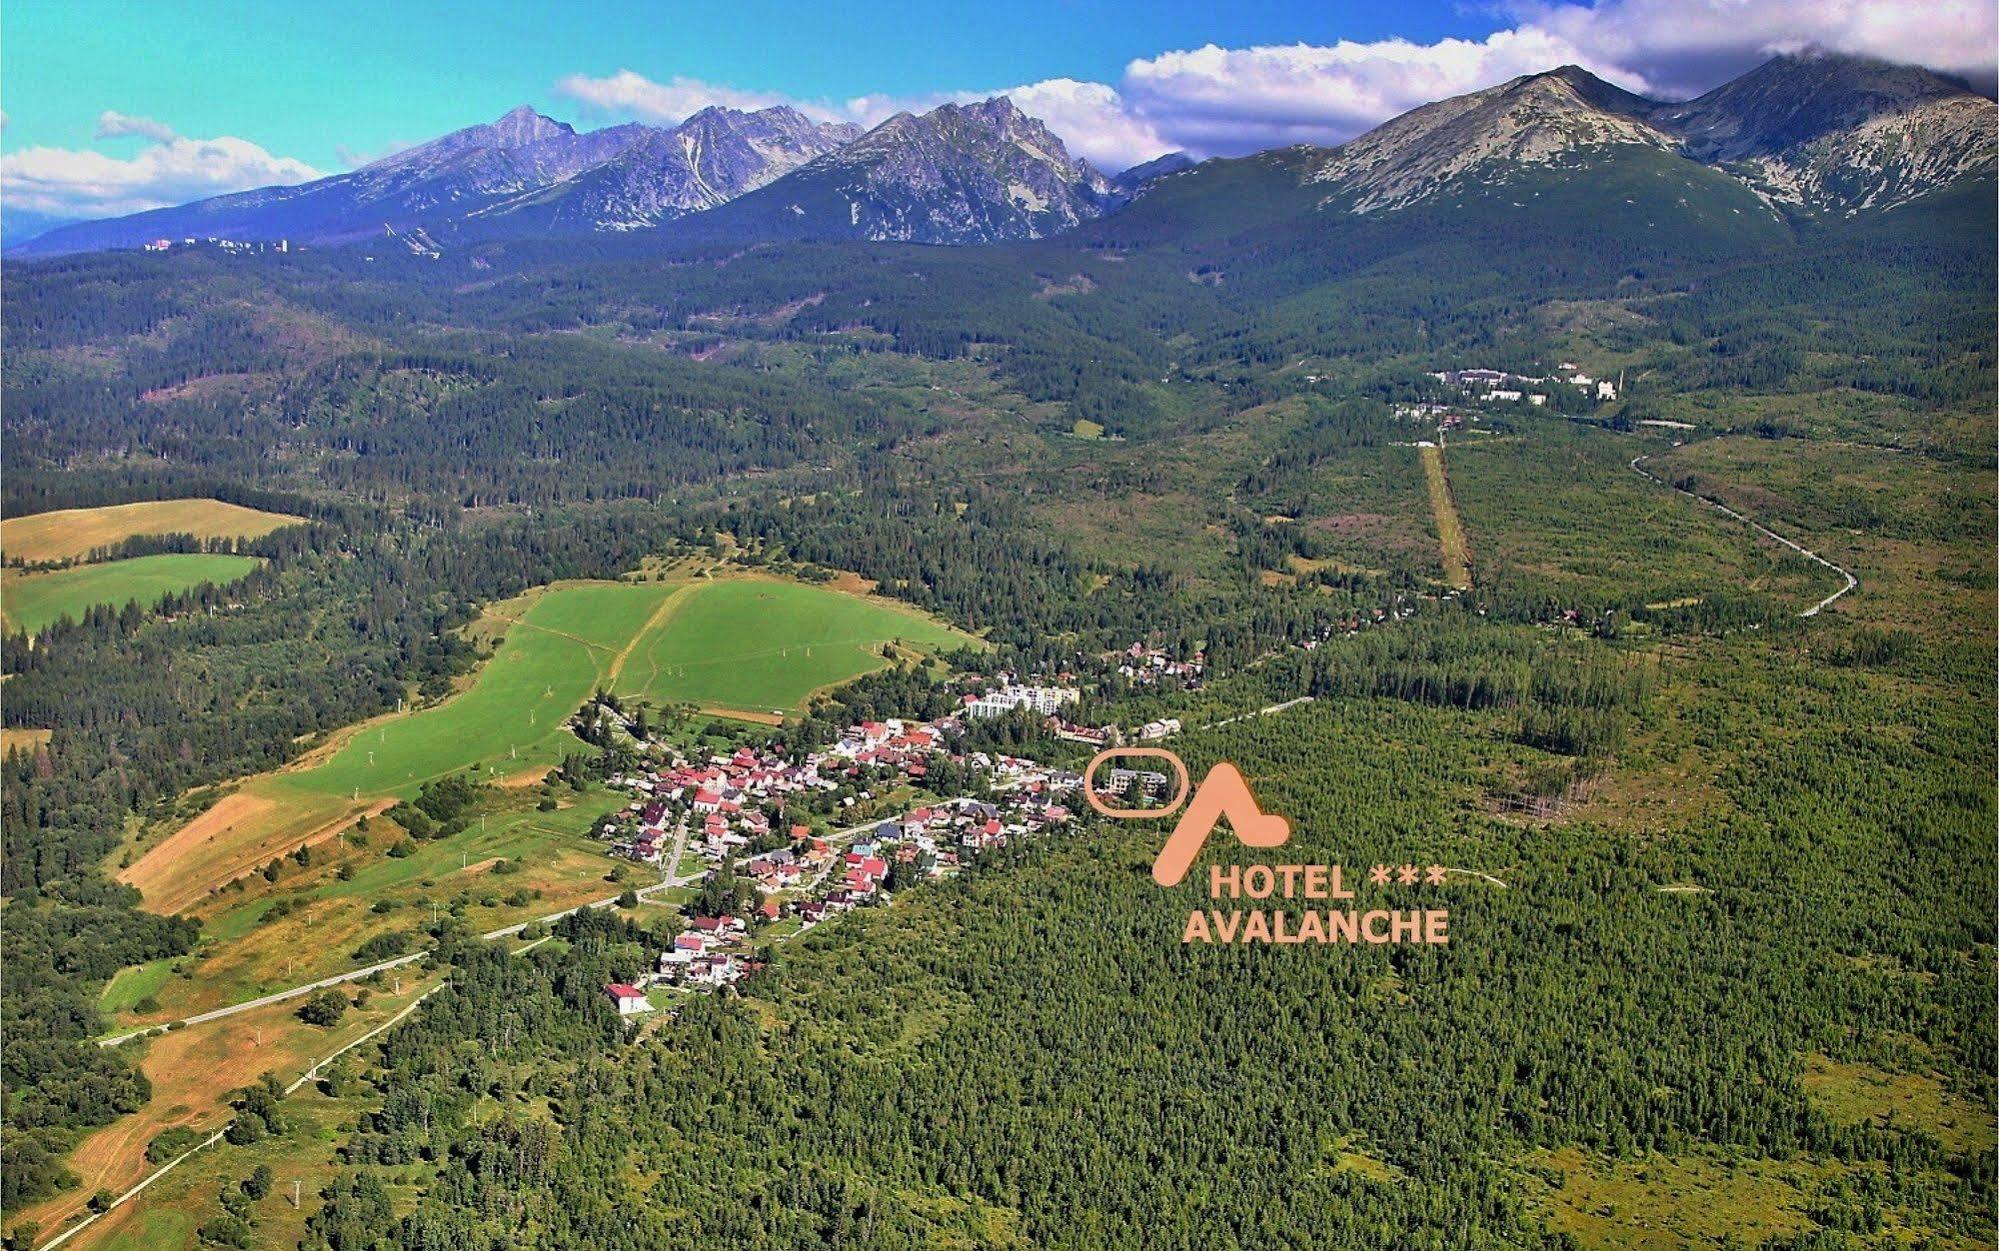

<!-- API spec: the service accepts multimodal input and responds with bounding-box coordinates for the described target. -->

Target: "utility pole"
[292,1180,301,1209]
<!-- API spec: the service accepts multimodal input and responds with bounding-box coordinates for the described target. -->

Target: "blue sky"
[4,0,1479,164]
[3,0,1992,225]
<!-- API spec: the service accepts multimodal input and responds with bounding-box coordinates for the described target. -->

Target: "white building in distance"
[967,685,1080,719]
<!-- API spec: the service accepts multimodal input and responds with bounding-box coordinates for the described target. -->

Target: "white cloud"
[1116,0,1996,156]
[1,135,323,220]
[1119,0,1991,156]
[831,91,960,128]
[23,0,1982,228]
[557,69,958,132]
[95,110,178,142]
[1512,0,1998,98]
[1002,79,1176,170]
[1119,31,1621,155]
[560,0,1993,169]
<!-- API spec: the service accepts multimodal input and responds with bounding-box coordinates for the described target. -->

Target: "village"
[141,235,292,255]
[1427,362,1620,407]
[594,701,1085,1012]
[585,618,1426,1015]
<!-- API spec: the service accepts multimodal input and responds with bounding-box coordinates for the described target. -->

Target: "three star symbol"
[1368,863,1449,886]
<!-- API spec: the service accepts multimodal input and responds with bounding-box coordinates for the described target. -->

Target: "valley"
[1,36,1992,1251]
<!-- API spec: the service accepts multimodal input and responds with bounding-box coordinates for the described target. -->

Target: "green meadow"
[122,572,973,913]
[1,552,262,634]
[97,958,176,1016]
[612,576,975,713]
[284,580,672,800]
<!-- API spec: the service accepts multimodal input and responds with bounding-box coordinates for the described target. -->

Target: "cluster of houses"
[142,236,289,255]
[1051,717,1114,747]
[827,716,952,773]
[604,743,837,867]
[1107,642,1206,688]
[654,912,765,991]
[1098,767,1175,803]
[1430,364,1618,405]
[601,707,1086,879]
[602,728,1084,1011]
[607,911,770,1005]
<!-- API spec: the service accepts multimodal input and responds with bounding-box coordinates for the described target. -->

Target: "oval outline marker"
[1083,748,1191,819]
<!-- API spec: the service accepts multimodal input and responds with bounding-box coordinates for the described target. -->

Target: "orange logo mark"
[1084,749,1292,887]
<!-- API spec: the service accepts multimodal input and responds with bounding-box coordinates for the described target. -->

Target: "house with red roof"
[605,984,649,1016]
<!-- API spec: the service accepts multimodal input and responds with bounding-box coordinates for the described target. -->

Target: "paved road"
[1631,453,1858,617]
[100,858,704,1049]
[97,951,432,1048]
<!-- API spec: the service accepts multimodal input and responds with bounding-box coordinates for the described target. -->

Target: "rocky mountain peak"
[1308,64,1675,212]
[491,105,571,145]
[1652,52,1996,213]
[676,94,1116,243]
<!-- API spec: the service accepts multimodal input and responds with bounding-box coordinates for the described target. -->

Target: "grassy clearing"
[112,787,629,1028]
[1,499,301,565]
[1520,1146,1815,1249]
[1448,422,1829,608]
[1,726,53,756]
[2,553,263,634]
[116,581,671,914]
[76,1078,422,1251]
[1419,444,1472,589]
[1644,434,1995,628]
[1801,1053,1995,1157]
[7,977,438,1244]
[286,581,673,801]
[611,576,976,715]
[118,787,623,1023]
[98,959,177,1017]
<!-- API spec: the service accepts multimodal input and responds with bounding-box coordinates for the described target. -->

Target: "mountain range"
[10,52,1993,258]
